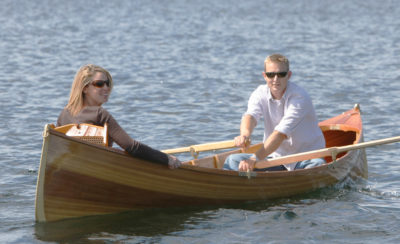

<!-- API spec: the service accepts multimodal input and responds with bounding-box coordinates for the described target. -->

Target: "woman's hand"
[167,155,181,169]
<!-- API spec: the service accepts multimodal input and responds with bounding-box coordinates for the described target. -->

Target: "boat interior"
[320,125,359,163]
[51,122,360,170]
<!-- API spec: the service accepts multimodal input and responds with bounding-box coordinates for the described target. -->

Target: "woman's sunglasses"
[91,80,110,88]
[264,72,288,78]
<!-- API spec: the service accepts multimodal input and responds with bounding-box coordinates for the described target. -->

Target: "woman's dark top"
[57,106,169,165]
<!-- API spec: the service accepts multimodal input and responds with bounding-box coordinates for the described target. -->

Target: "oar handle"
[255,135,400,169]
[162,140,236,154]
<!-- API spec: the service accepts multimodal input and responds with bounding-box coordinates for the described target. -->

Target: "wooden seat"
[54,123,108,146]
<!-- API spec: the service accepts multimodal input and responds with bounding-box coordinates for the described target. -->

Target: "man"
[223,54,325,172]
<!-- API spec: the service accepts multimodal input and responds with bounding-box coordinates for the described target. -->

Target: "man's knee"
[223,153,252,170]
[296,158,326,169]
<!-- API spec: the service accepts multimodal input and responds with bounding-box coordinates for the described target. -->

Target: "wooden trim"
[162,140,236,154]
[55,123,108,146]
[256,135,400,169]
[35,124,51,222]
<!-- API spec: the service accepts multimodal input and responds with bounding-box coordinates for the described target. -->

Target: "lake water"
[1,0,400,243]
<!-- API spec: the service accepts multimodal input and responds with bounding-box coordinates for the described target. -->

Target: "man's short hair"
[264,54,290,71]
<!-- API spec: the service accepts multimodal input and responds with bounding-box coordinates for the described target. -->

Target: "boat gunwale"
[45,123,361,179]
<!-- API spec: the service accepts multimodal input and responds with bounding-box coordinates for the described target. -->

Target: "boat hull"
[35,105,367,222]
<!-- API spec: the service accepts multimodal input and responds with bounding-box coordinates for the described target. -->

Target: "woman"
[57,64,181,169]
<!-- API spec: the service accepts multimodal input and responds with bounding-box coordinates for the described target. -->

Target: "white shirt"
[245,82,325,170]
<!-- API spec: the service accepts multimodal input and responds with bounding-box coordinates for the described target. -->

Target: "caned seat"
[54,123,108,146]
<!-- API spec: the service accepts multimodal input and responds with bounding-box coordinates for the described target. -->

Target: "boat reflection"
[34,207,197,242]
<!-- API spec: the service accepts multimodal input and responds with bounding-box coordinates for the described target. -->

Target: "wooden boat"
[35,104,368,222]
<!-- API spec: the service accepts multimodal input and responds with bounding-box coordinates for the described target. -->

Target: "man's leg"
[223,153,253,170]
[224,154,287,171]
[295,158,326,169]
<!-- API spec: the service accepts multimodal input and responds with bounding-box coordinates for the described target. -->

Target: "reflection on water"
[35,207,210,242]
[34,181,364,242]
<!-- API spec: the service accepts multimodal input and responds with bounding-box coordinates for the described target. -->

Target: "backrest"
[54,123,108,146]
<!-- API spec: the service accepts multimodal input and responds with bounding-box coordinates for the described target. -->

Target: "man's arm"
[238,130,287,171]
[235,114,257,147]
[256,130,287,160]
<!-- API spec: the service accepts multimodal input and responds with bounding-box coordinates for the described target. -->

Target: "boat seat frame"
[52,123,108,146]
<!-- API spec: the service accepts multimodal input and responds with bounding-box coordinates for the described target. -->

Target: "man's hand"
[234,135,250,148]
[238,157,257,171]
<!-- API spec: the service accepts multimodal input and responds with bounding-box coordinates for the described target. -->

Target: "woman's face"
[83,72,111,106]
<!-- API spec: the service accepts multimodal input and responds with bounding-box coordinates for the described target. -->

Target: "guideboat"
[35,104,368,222]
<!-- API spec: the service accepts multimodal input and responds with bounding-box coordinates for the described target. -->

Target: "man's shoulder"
[255,84,268,90]
[286,82,310,98]
[250,84,270,101]
[252,84,269,95]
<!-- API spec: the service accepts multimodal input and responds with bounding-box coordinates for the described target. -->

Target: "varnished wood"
[162,140,236,154]
[54,123,108,146]
[162,139,251,156]
[256,134,400,168]
[35,104,368,222]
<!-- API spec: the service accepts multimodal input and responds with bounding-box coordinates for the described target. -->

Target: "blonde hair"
[66,64,113,116]
[264,54,290,71]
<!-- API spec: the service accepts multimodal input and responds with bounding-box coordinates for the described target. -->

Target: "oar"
[255,135,400,169]
[162,140,236,155]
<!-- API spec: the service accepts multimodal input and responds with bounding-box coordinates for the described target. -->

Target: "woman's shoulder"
[58,107,70,116]
[57,108,72,126]
[82,106,111,115]
[84,106,114,125]
[57,106,113,126]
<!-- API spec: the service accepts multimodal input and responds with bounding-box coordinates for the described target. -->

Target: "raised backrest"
[55,123,108,146]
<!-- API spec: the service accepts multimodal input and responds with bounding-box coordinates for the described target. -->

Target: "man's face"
[263,61,291,99]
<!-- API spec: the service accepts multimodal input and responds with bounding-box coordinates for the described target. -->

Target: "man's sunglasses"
[264,72,288,78]
[91,80,110,88]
